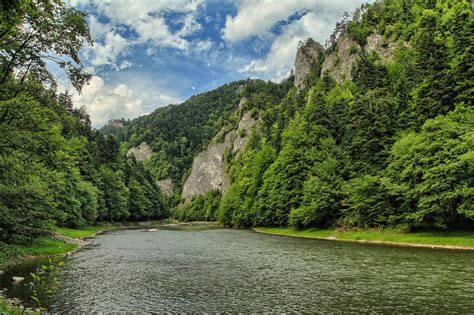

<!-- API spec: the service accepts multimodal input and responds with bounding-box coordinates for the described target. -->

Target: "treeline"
[0,1,166,244]
[182,0,473,231]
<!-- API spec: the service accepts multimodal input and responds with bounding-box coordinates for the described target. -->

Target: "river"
[1,226,474,312]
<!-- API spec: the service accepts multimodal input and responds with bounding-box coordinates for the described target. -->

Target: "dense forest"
[0,0,166,244]
[0,0,473,247]
[172,0,473,231]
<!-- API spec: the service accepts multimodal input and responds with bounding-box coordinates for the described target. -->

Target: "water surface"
[2,227,474,312]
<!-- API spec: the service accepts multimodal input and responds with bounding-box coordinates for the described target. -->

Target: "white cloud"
[222,0,313,42]
[223,0,370,43]
[194,39,213,52]
[88,32,129,67]
[78,0,205,67]
[133,17,189,50]
[71,76,178,127]
[236,1,368,81]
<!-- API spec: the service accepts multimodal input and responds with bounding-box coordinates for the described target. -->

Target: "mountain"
[119,0,473,230]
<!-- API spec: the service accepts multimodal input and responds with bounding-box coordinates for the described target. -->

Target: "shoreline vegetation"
[253,227,474,250]
[0,225,120,268]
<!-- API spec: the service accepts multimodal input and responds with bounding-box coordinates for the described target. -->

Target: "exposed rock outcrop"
[294,38,325,89]
[181,99,257,201]
[232,111,257,153]
[321,32,398,83]
[181,139,231,202]
[127,142,152,161]
[156,178,174,196]
[321,33,359,83]
[366,33,397,60]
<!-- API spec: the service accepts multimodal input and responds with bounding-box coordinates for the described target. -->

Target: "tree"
[0,0,92,91]
[386,105,474,229]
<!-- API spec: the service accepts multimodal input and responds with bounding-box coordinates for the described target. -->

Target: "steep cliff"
[181,99,257,202]
[294,38,325,89]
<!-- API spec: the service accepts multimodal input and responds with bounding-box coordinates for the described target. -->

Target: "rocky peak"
[294,38,325,89]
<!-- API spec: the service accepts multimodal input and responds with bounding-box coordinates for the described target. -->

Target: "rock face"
[321,33,359,83]
[294,38,325,89]
[181,101,257,201]
[232,111,257,153]
[321,32,398,83]
[156,178,174,196]
[127,142,152,161]
[181,141,230,202]
[366,33,396,60]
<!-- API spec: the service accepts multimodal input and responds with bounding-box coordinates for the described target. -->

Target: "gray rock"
[0,270,5,276]
[321,33,359,83]
[232,111,257,154]
[156,178,174,196]
[12,276,24,283]
[366,33,397,60]
[294,38,325,89]
[127,142,152,161]
[181,141,229,202]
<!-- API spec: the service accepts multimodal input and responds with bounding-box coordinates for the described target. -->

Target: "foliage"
[30,259,65,308]
[183,0,473,231]
[0,0,168,244]
[172,190,221,222]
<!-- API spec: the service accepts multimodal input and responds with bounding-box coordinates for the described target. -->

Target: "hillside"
[170,0,473,230]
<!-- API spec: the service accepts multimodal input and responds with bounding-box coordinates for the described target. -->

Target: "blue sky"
[65,0,369,127]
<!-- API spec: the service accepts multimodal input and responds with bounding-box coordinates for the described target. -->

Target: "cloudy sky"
[65,0,369,127]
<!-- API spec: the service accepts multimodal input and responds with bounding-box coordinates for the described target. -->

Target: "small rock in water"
[12,276,24,282]
[147,228,158,232]
[0,270,5,275]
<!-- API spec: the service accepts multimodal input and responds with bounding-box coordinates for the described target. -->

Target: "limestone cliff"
[181,137,231,202]
[156,178,174,196]
[321,32,397,83]
[181,100,257,201]
[321,33,359,83]
[126,142,152,161]
[294,38,325,89]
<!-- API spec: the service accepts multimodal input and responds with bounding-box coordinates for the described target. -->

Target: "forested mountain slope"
[0,1,166,244]
[173,0,473,230]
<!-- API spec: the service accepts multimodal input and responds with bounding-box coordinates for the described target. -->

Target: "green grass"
[0,237,77,266]
[54,225,119,239]
[0,225,121,266]
[254,227,474,248]
[0,296,39,315]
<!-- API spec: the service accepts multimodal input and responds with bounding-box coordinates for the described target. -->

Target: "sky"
[63,0,369,127]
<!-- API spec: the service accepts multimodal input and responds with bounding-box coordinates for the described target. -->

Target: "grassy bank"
[254,227,474,250]
[0,225,120,266]
[0,238,77,266]
[53,225,119,239]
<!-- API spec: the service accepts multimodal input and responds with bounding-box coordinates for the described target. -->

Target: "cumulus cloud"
[223,0,369,43]
[223,0,313,42]
[71,76,178,127]
[78,0,204,68]
[89,32,129,67]
[235,0,368,81]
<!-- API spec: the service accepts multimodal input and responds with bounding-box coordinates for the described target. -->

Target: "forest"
[0,0,473,248]
[0,0,167,244]
[171,0,473,231]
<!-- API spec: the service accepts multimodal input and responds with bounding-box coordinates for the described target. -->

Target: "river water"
[1,226,474,313]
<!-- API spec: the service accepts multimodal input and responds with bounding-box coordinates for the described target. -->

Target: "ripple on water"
[37,228,474,313]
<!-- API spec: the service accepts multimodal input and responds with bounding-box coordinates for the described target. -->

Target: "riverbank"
[0,226,120,267]
[253,227,474,250]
